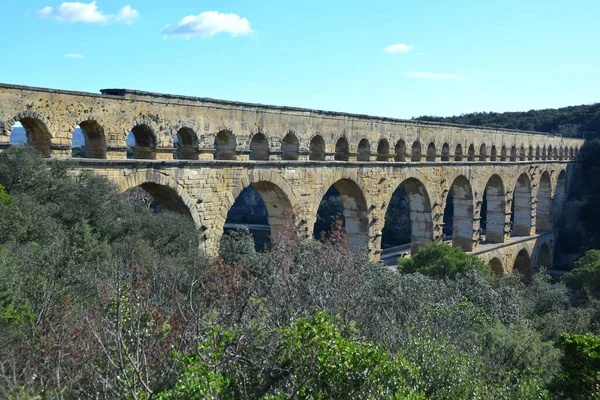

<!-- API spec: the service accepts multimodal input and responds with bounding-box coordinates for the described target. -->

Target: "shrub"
[553,333,600,399]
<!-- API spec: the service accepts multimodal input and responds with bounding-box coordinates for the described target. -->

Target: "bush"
[398,242,490,279]
[553,333,600,399]
[562,249,600,304]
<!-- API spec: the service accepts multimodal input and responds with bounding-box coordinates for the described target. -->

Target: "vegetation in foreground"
[2,147,600,398]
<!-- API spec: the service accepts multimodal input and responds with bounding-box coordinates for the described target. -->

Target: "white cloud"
[115,5,139,24]
[65,53,85,59]
[383,43,413,54]
[407,72,463,80]
[36,2,138,24]
[163,11,252,38]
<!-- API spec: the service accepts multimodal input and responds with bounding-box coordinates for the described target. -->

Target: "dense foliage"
[1,146,600,398]
[416,103,600,137]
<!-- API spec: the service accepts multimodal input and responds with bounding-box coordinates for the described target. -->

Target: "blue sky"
[1,0,599,119]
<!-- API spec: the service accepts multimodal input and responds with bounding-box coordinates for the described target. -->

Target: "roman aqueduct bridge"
[0,83,586,276]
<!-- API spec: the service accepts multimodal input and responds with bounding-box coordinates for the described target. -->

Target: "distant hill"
[415,103,600,138]
[10,127,86,147]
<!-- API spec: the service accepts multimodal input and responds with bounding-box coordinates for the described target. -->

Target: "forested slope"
[416,103,600,137]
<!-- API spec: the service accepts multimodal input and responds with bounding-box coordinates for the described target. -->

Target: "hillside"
[415,103,600,138]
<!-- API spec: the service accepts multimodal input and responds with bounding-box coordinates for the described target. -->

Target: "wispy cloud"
[384,43,413,54]
[407,72,463,80]
[163,11,252,38]
[65,53,85,59]
[36,2,139,24]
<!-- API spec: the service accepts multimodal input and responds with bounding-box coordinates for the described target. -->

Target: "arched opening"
[553,170,567,220]
[528,146,534,161]
[510,146,517,161]
[382,178,434,255]
[215,130,236,160]
[250,133,269,161]
[411,141,422,162]
[536,146,541,160]
[72,120,106,158]
[357,139,370,161]
[127,124,157,159]
[537,172,552,231]
[519,146,526,161]
[512,173,532,236]
[281,132,299,160]
[537,243,552,269]
[9,117,52,157]
[335,137,350,161]
[467,144,475,161]
[309,135,325,161]
[500,146,507,161]
[454,144,463,161]
[444,175,475,251]
[558,147,564,160]
[553,147,559,160]
[482,174,506,243]
[426,142,436,162]
[547,145,553,161]
[513,249,532,284]
[377,139,391,162]
[490,145,497,161]
[479,144,487,161]
[441,143,450,161]
[489,257,504,276]
[395,140,407,162]
[542,146,547,160]
[313,179,368,247]
[124,182,194,218]
[175,127,198,160]
[224,182,293,249]
[569,147,574,160]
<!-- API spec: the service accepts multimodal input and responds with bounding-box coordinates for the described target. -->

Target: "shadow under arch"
[481,174,506,243]
[537,242,552,269]
[444,175,474,251]
[382,177,434,254]
[489,257,504,276]
[313,177,369,248]
[71,119,107,159]
[554,169,568,217]
[537,171,552,231]
[512,173,532,236]
[117,171,201,228]
[513,248,532,284]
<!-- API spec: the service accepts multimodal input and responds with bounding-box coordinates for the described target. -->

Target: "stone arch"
[467,144,475,161]
[454,144,464,161]
[479,144,487,161]
[489,257,504,276]
[558,146,564,160]
[117,170,201,228]
[357,138,370,161]
[490,145,498,161]
[500,146,507,161]
[426,142,436,162]
[250,133,269,160]
[315,177,369,247]
[528,145,534,161]
[482,174,506,243]
[281,132,300,160]
[553,169,568,217]
[175,126,199,160]
[335,137,350,161]
[227,175,297,243]
[519,145,526,161]
[75,119,106,159]
[537,171,552,231]
[542,146,547,160]
[510,145,517,161]
[215,130,236,160]
[445,175,475,251]
[569,147,574,160]
[441,143,450,161]
[7,111,53,157]
[383,177,434,254]
[377,138,391,161]
[547,145,553,161]
[395,140,407,162]
[513,248,532,284]
[411,140,422,162]
[535,146,541,160]
[512,173,533,236]
[309,135,325,161]
[129,122,158,159]
[537,243,552,269]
